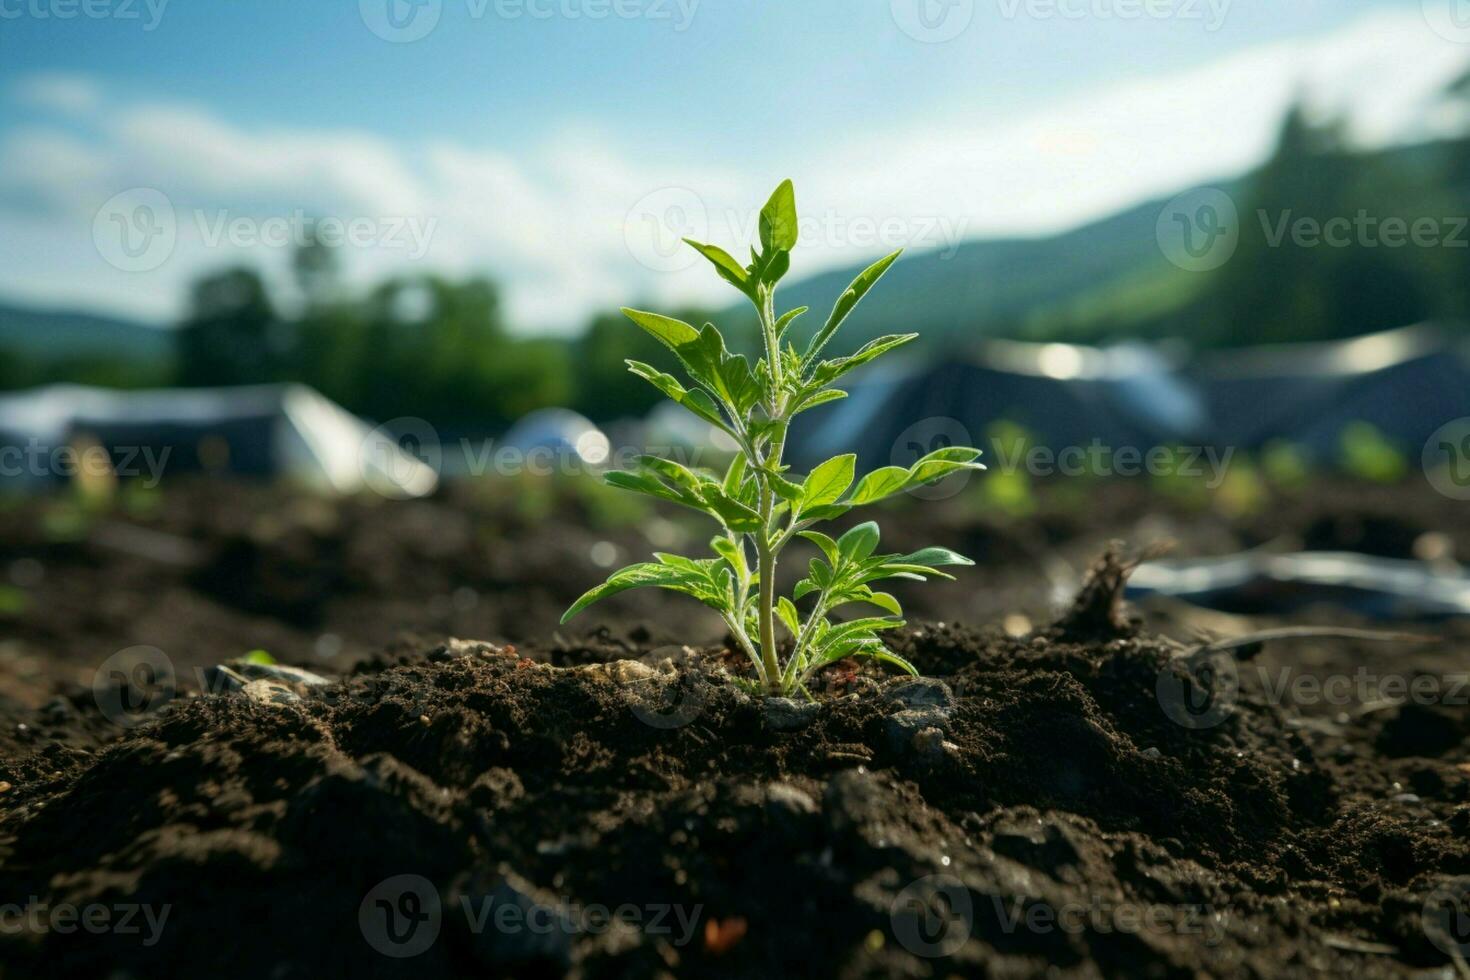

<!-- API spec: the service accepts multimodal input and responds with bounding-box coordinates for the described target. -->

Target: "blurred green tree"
[175,267,281,386]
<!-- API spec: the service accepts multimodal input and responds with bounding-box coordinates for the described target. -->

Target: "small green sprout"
[563,181,985,696]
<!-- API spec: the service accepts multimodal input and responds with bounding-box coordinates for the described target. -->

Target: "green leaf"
[666,322,761,417]
[856,562,956,584]
[800,454,855,511]
[837,521,880,562]
[622,307,700,350]
[653,552,705,574]
[636,454,705,492]
[806,637,881,671]
[757,249,791,288]
[722,453,747,495]
[763,469,805,502]
[683,239,751,294]
[862,590,903,616]
[711,535,747,578]
[804,250,901,362]
[625,360,732,434]
[898,547,974,568]
[808,557,835,590]
[908,446,986,485]
[797,530,840,565]
[603,470,700,510]
[840,448,986,508]
[866,648,919,677]
[759,179,799,253]
[789,388,847,417]
[774,307,808,338]
[776,597,801,636]
[700,485,764,533]
[562,562,727,622]
[822,616,904,646]
[806,333,917,387]
[849,466,909,505]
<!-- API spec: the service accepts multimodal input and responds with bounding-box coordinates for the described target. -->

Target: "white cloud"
[0,8,1465,331]
[11,72,101,117]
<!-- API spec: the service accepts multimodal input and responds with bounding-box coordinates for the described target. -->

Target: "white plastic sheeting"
[0,383,437,497]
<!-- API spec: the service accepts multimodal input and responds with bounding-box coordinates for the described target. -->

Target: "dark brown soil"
[1,474,1465,709]
[1,551,1467,979]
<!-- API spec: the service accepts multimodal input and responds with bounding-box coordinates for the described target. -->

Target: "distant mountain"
[0,303,171,364]
[743,138,1463,353]
[759,189,1215,353]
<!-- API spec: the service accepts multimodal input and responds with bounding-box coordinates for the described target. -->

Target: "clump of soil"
[1,563,1466,978]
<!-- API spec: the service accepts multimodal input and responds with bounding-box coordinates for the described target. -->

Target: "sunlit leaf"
[800,454,855,511]
[759,179,799,253]
[803,250,902,362]
[836,521,880,561]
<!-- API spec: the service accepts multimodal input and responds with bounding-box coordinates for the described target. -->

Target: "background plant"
[562,181,985,696]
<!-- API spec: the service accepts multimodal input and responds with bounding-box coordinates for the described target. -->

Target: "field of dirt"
[0,476,1467,977]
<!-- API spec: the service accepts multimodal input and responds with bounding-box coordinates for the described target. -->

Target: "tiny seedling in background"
[563,181,985,696]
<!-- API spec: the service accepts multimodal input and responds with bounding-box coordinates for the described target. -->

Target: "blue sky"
[0,0,1465,331]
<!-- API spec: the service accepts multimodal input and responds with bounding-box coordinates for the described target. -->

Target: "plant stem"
[756,534,779,693]
[753,283,788,695]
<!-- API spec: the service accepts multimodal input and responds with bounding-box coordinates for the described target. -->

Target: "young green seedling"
[563,181,985,696]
